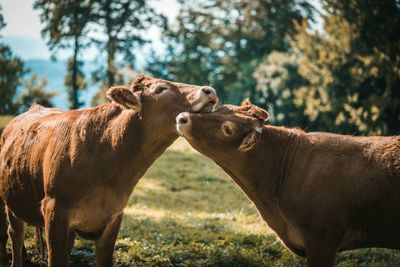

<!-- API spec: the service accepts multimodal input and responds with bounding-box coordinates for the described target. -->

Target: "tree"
[65,57,86,107]
[34,0,93,109]
[91,66,137,106]
[329,0,400,134]
[0,4,27,114]
[0,46,26,115]
[287,0,400,134]
[90,0,166,88]
[0,5,5,30]
[18,74,57,112]
[147,0,313,104]
[253,51,309,127]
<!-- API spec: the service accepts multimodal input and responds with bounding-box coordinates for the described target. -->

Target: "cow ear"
[238,130,258,152]
[241,99,269,122]
[251,106,269,122]
[106,86,142,112]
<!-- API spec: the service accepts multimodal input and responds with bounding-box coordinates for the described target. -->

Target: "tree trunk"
[106,43,116,87]
[71,35,79,109]
[105,0,115,87]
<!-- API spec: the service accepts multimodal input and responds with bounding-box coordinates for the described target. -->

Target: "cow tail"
[35,226,46,260]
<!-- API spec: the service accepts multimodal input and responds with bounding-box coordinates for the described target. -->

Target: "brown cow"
[0,74,218,267]
[176,100,400,267]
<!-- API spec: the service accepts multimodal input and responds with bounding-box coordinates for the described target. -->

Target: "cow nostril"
[178,116,188,124]
[202,88,211,95]
[176,113,190,124]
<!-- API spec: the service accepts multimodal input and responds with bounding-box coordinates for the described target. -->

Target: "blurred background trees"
[0,4,26,114]
[147,0,314,103]
[34,0,93,109]
[284,0,400,134]
[148,0,400,135]
[90,0,166,105]
[0,0,399,135]
[18,74,57,111]
[1,3,55,114]
[90,0,165,87]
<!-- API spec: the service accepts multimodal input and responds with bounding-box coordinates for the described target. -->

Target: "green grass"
[14,138,400,266]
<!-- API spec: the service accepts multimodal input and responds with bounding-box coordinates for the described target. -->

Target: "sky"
[1,0,180,61]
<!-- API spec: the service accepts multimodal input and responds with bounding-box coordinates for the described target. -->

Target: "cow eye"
[153,84,170,94]
[222,125,233,136]
[221,122,236,137]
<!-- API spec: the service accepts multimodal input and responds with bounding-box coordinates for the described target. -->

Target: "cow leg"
[6,208,25,267]
[304,233,339,267]
[42,198,69,267]
[95,213,123,267]
[0,201,8,265]
[67,231,76,256]
[22,246,29,266]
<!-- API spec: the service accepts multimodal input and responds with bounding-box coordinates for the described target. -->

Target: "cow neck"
[215,125,301,214]
[106,107,178,187]
[127,128,177,182]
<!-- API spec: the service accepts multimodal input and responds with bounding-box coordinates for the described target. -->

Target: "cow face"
[107,74,218,134]
[176,100,269,156]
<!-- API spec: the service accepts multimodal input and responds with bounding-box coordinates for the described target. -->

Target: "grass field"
[1,115,399,266]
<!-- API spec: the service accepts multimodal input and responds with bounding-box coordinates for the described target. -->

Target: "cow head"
[176,99,268,156]
[107,74,218,135]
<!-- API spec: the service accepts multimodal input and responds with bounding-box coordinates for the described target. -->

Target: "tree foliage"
[4,0,399,136]
[284,0,400,134]
[0,4,26,115]
[253,51,308,127]
[34,0,92,109]
[152,0,400,135]
[0,5,5,31]
[147,0,313,103]
[34,0,167,107]
[65,57,86,108]
[18,74,57,112]
[0,45,26,115]
[90,0,166,87]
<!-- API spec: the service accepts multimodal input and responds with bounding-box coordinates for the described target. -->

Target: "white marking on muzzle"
[190,87,217,112]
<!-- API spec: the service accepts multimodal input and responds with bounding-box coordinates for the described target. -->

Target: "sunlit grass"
[14,138,400,266]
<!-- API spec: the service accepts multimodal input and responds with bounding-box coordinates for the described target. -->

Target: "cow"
[0,74,218,267]
[176,100,400,267]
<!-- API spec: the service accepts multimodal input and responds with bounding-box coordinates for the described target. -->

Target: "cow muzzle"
[190,86,218,112]
[176,112,191,136]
